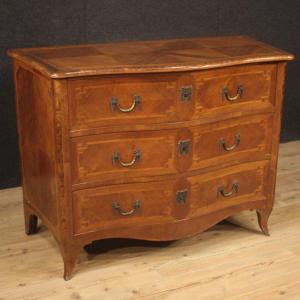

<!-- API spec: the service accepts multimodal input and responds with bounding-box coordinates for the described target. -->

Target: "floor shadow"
[84,239,175,255]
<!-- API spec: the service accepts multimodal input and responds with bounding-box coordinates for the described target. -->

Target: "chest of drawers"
[8,36,294,280]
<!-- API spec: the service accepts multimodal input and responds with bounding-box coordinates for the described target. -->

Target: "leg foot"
[24,207,38,235]
[256,209,271,236]
[62,247,81,281]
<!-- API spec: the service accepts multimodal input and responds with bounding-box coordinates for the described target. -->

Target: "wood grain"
[13,63,59,235]
[0,141,299,299]
[7,36,294,78]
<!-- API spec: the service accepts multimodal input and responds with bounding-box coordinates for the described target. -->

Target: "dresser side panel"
[266,62,287,210]
[13,62,58,228]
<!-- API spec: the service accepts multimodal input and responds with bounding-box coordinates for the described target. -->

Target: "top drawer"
[68,64,276,132]
[192,64,276,117]
[68,73,188,131]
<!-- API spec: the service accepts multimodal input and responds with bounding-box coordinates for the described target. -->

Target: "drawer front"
[68,73,194,131]
[70,115,272,187]
[193,64,276,117]
[191,114,273,170]
[70,128,192,186]
[73,180,177,235]
[72,161,269,235]
[68,64,276,134]
[188,161,269,218]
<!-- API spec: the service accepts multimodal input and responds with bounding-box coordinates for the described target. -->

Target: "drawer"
[68,64,276,134]
[191,114,273,170]
[73,180,177,235]
[70,115,272,187]
[193,64,276,117]
[188,161,269,218]
[72,161,269,235]
[68,73,194,131]
[70,128,192,186]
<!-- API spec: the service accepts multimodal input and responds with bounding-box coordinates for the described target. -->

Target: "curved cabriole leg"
[256,209,271,236]
[24,207,38,235]
[61,246,82,281]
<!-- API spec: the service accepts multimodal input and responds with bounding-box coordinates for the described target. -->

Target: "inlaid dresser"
[8,36,294,280]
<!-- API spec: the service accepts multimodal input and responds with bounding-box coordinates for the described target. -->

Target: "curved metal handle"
[219,134,240,151]
[112,149,141,167]
[111,95,141,112]
[112,200,141,216]
[223,85,243,101]
[218,181,239,197]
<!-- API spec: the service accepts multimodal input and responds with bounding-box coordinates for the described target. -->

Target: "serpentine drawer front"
[8,36,294,280]
[72,161,269,235]
[69,64,275,134]
[192,63,276,116]
[68,73,180,131]
[70,114,272,187]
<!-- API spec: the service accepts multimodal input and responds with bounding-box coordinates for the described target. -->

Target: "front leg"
[59,243,82,281]
[256,209,271,236]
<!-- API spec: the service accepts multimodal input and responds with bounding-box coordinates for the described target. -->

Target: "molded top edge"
[8,36,294,78]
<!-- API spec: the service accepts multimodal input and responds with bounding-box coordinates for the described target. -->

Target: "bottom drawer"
[72,161,269,235]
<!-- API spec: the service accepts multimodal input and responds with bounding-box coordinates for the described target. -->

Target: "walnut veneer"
[8,36,294,280]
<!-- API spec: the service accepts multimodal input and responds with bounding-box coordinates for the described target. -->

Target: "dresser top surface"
[8,36,294,78]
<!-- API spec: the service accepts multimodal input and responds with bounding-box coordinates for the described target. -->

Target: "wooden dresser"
[8,36,294,280]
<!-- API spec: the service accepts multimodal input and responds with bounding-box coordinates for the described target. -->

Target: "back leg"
[24,206,39,235]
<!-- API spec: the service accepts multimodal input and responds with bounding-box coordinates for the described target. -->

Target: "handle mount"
[218,181,239,197]
[112,149,141,167]
[111,95,141,112]
[223,85,243,102]
[219,134,240,151]
[112,200,141,216]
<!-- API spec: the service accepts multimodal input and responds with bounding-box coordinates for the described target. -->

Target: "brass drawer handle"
[111,95,141,112]
[112,149,141,167]
[223,85,243,101]
[112,200,141,216]
[218,181,239,197]
[219,134,240,151]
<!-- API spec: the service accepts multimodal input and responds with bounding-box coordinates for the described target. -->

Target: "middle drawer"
[70,115,273,187]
